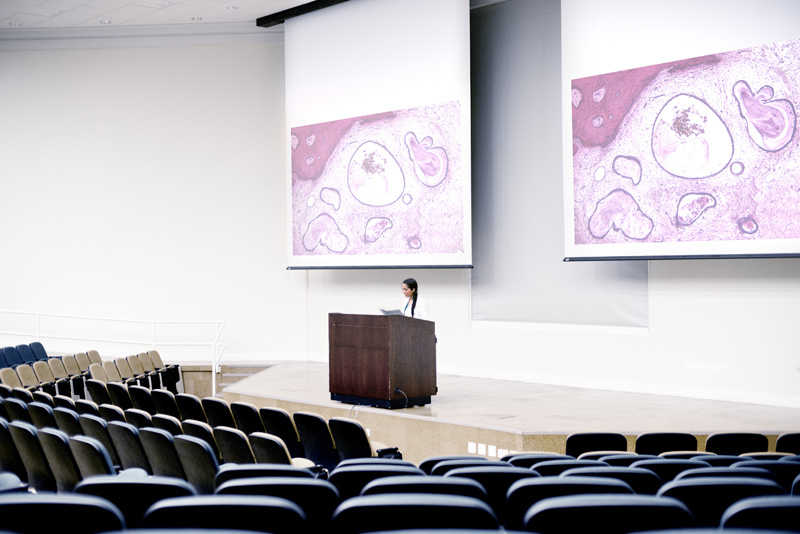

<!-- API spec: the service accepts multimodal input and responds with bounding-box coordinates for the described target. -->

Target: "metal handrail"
[0,309,226,392]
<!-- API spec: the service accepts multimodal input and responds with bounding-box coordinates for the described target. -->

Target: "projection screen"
[284,0,472,269]
[563,0,800,261]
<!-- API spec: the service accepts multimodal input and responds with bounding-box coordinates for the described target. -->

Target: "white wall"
[1,9,799,409]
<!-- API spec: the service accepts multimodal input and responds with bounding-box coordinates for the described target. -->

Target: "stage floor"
[222,361,800,465]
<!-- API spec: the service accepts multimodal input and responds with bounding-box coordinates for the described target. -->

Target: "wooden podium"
[329,313,437,409]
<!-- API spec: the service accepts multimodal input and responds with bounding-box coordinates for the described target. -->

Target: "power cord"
[395,387,409,409]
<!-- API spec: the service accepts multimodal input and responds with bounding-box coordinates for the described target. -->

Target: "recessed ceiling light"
[191,16,203,21]
[226,5,240,10]
[9,22,22,27]
[100,20,112,24]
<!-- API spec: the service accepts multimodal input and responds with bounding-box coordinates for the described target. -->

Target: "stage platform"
[221,361,800,466]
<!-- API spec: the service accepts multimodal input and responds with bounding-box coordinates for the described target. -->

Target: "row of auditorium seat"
[2,408,800,531]
[0,344,180,402]
[2,419,800,534]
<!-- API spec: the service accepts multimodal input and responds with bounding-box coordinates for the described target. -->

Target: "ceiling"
[0,0,309,30]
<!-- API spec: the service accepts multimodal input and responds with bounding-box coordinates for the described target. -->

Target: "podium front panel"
[329,313,436,408]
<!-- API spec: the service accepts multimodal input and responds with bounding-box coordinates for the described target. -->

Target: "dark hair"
[403,278,418,318]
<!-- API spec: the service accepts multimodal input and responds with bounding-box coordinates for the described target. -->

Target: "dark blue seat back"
[29,342,49,361]
[1,347,24,367]
[15,345,37,364]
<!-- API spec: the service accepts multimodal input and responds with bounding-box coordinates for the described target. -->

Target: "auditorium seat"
[37,427,83,492]
[61,354,87,379]
[141,494,307,534]
[107,420,152,473]
[659,452,714,460]
[634,432,697,455]
[107,382,134,411]
[102,360,135,386]
[27,401,57,430]
[28,342,50,362]
[595,453,658,467]
[445,464,539,522]
[430,458,510,476]
[128,384,157,415]
[293,411,340,471]
[86,350,103,365]
[776,432,800,455]
[329,416,399,460]
[98,403,127,423]
[126,354,158,389]
[505,475,634,530]
[328,463,425,500]
[3,396,32,424]
[202,397,237,429]
[0,492,126,534]
[174,434,222,494]
[152,388,182,419]
[565,432,628,458]
[85,365,113,405]
[259,406,304,458]
[336,457,416,469]
[657,475,786,527]
[74,352,92,374]
[113,357,143,387]
[215,475,340,531]
[54,394,77,410]
[68,435,120,478]
[53,406,83,437]
[230,401,266,435]
[15,344,40,364]
[139,426,187,480]
[182,419,221,461]
[76,398,100,417]
[32,389,54,407]
[152,413,183,436]
[133,352,162,390]
[531,458,609,477]
[213,425,257,464]
[701,454,746,467]
[720,494,800,530]
[248,431,315,468]
[32,360,69,396]
[330,493,500,534]
[361,473,488,501]
[522,493,693,534]
[75,474,196,528]
[704,432,769,456]
[560,465,663,495]
[1,346,26,368]
[0,383,12,398]
[630,458,711,484]
[0,417,28,482]
[213,465,317,491]
[733,459,800,492]
[78,413,121,469]
[176,393,208,423]
[675,466,781,484]
[48,357,84,398]
[503,452,575,468]
[147,349,180,393]
[15,364,49,395]
[124,407,154,429]
[8,420,57,492]
[9,386,34,403]
[740,452,794,460]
